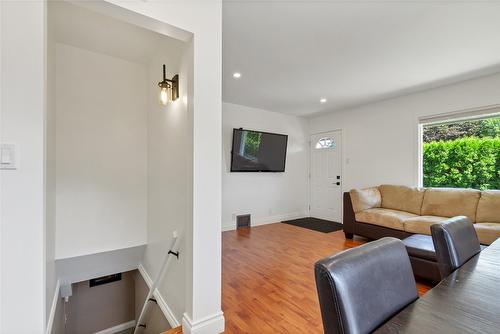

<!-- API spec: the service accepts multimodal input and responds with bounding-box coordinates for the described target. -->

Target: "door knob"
[336,182,340,185]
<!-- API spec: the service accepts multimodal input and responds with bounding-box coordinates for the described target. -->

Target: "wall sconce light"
[158,64,179,105]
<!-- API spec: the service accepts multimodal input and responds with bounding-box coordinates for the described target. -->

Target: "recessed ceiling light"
[233,72,242,79]
[320,98,327,103]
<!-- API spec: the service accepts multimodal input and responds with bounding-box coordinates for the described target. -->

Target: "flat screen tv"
[230,128,288,172]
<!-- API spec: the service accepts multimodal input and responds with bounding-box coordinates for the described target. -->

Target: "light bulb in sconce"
[158,64,179,106]
[159,86,169,105]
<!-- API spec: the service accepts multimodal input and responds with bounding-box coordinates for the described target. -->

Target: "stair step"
[160,326,182,334]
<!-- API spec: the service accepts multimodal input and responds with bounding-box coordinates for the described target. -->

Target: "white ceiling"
[50,1,184,65]
[222,1,500,116]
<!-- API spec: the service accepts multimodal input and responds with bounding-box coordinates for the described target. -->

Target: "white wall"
[0,1,45,332]
[1,0,222,332]
[46,3,58,326]
[309,72,500,194]
[142,40,188,324]
[55,43,148,259]
[222,103,309,230]
[103,2,224,332]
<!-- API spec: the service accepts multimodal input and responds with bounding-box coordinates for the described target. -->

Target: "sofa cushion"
[403,215,449,235]
[350,187,381,213]
[421,188,481,222]
[476,190,500,224]
[379,185,425,215]
[474,223,500,245]
[355,208,417,231]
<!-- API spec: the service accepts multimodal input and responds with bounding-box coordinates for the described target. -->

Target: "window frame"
[417,105,500,188]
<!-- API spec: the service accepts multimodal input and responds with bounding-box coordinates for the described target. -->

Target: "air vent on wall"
[89,273,122,287]
[236,214,251,229]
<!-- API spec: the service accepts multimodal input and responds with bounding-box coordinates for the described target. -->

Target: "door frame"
[308,129,344,222]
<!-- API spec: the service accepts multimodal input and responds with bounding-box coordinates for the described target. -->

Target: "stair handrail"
[134,230,181,334]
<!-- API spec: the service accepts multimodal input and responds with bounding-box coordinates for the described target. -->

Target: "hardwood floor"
[160,326,183,334]
[222,223,431,333]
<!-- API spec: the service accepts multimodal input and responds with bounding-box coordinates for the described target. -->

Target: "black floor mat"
[281,217,343,233]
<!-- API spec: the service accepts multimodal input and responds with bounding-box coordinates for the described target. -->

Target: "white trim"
[137,264,180,327]
[307,138,312,217]
[45,280,60,334]
[221,224,235,232]
[419,103,500,125]
[222,211,308,232]
[138,263,153,288]
[93,320,135,334]
[182,311,225,334]
[416,121,424,187]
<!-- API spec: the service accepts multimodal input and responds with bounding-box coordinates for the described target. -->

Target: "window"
[315,137,336,149]
[238,131,262,160]
[420,114,500,190]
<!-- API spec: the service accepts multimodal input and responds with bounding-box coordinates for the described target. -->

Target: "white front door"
[310,130,342,222]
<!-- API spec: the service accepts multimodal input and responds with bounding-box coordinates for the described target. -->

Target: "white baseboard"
[182,311,225,334]
[222,211,308,232]
[137,264,181,327]
[93,320,135,334]
[46,279,61,334]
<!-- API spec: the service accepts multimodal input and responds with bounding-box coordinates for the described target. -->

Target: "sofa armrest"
[343,192,356,237]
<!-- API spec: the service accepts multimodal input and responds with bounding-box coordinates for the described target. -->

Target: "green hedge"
[423,137,500,190]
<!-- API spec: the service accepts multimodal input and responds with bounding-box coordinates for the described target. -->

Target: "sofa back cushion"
[379,185,425,215]
[421,188,481,222]
[350,187,381,213]
[476,190,500,223]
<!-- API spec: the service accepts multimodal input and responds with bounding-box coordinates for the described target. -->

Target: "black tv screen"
[230,128,288,172]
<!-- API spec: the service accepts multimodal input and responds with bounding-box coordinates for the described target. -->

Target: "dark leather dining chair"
[314,237,418,334]
[431,216,482,279]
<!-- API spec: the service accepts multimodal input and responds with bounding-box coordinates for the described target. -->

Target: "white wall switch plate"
[0,144,17,170]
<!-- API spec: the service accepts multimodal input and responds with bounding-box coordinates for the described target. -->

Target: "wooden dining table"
[376,238,500,334]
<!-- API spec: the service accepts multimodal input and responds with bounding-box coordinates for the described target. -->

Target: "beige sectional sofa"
[345,185,500,245]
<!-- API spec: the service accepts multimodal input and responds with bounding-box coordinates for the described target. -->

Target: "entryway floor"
[281,217,343,233]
